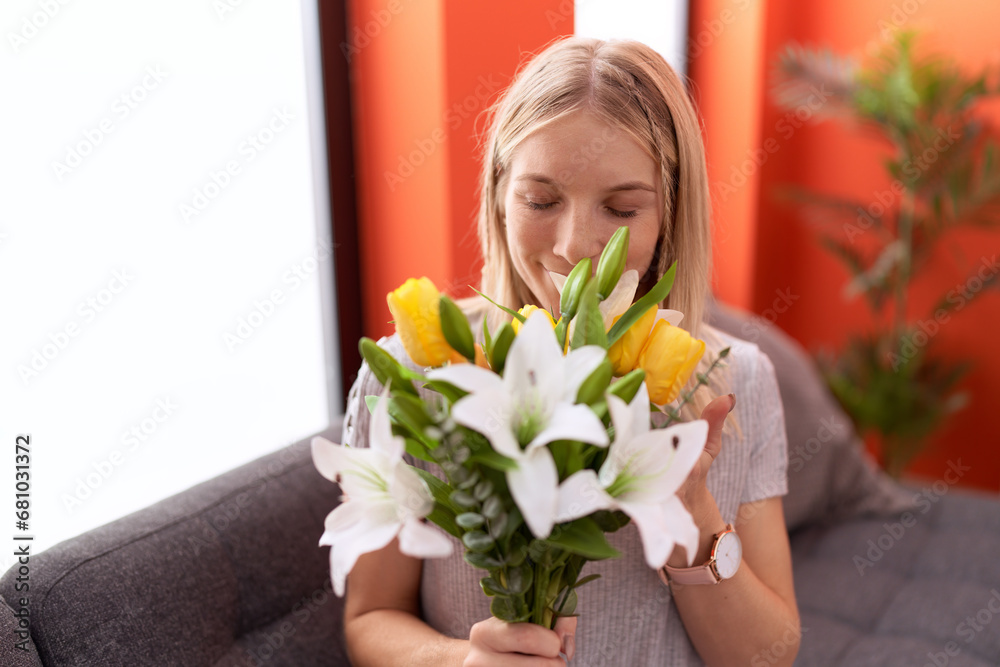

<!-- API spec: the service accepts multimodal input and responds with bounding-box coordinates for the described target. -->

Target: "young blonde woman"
[339,36,800,666]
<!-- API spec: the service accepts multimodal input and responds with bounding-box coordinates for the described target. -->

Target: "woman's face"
[503,111,663,312]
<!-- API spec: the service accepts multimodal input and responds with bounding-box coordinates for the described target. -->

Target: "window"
[2,0,337,563]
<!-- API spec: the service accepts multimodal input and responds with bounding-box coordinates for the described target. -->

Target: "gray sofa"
[3,303,998,666]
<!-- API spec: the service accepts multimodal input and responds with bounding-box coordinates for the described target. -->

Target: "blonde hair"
[462,36,731,421]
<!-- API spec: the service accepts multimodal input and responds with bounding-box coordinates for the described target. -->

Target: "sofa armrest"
[0,422,348,667]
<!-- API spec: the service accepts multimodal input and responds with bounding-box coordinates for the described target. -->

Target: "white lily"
[549,269,684,332]
[427,311,609,538]
[311,395,452,596]
[554,383,706,569]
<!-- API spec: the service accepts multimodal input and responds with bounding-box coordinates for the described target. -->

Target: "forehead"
[507,111,658,188]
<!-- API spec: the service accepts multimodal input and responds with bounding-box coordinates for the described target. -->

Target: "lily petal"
[398,517,454,559]
[618,500,681,570]
[549,272,568,294]
[389,463,435,517]
[655,309,685,327]
[657,495,701,568]
[652,420,709,499]
[449,392,521,459]
[530,402,609,450]
[370,393,404,461]
[555,469,616,522]
[321,507,399,596]
[599,269,639,329]
[428,363,504,395]
[507,447,559,538]
[563,345,610,398]
[311,435,348,482]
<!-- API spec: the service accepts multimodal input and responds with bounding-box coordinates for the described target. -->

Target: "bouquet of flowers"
[312,226,729,629]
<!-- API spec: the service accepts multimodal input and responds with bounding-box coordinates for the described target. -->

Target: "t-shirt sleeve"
[340,340,391,450]
[741,349,789,504]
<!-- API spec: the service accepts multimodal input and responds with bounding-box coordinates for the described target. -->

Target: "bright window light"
[0,0,336,566]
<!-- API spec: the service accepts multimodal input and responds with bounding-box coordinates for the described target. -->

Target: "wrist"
[667,488,725,568]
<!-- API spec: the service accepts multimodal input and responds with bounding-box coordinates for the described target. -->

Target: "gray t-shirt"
[341,328,788,666]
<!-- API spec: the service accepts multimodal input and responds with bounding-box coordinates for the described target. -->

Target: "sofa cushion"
[707,300,917,531]
[789,487,1000,666]
[0,595,42,666]
[0,423,348,667]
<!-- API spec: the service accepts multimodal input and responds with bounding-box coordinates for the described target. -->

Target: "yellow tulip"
[511,305,556,334]
[607,306,657,376]
[636,319,706,405]
[386,277,453,368]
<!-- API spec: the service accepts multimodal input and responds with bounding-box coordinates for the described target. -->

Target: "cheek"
[626,222,661,277]
[506,213,549,263]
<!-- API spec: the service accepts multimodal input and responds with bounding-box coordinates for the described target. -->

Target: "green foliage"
[772,30,1000,475]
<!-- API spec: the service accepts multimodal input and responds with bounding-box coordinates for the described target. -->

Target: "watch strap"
[658,524,736,586]
[659,561,719,585]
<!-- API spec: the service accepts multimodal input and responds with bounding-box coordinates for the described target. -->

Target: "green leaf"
[489,323,516,375]
[421,379,468,404]
[468,449,518,472]
[553,588,578,616]
[575,358,613,406]
[480,576,505,596]
[440,295,476,362]
[541,518,622,560]
[472,287,525,323]
[413,468,462,538]
[463,530,496,553]
[359,338,418,395]
[464,551,503,569]
[607,368,646,403]
[572,573,602,589]
[490,595,528,622]
[481,316,493,361]
[607,262,677,345]
[403,437,434,463]
[570,278,607,349]
[502,563,534,595]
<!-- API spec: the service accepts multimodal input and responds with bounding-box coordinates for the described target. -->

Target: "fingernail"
[564,635,575,661]
[727,393,736,413]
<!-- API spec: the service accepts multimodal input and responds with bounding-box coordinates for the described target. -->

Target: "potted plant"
[771,30,1000,476]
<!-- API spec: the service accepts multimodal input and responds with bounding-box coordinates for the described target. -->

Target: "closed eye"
[526,201,556,211]
[608,208,638,218]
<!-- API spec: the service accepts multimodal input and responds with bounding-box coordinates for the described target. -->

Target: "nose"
[552,203,604,268]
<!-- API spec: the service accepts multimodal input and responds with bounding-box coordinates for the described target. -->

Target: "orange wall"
[695,0,1000,491]
[348,1,999,490]
[347,0,570,340]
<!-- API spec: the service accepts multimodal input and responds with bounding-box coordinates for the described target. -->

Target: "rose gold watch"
[658,524,742,585]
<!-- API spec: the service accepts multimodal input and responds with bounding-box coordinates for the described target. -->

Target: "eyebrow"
[515,174,656,193]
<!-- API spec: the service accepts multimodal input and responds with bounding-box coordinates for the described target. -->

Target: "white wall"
[575,0,689,76]
[0,0,335,569]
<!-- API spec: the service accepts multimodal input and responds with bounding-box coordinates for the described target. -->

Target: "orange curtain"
[691,0,1000,491]
[346,0,570,341]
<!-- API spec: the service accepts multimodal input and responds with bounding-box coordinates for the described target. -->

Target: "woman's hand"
[464,616,577,666]
[666,393,735,568]
[674,393,735,508]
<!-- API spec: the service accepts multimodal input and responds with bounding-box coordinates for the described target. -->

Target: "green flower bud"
[439,294,476,362]
[595,226,630,300]
[559,258,592,319]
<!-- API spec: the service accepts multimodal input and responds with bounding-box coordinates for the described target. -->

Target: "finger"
[553,615,578,661]
[473,618,563,658]
[699,393,735,460]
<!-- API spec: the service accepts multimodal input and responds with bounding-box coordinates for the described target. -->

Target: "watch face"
[714,531,742,579]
